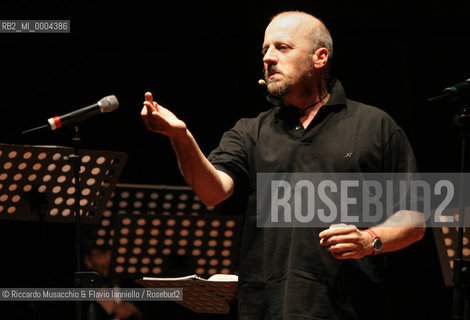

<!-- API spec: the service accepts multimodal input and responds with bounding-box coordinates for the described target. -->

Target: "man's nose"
[263,46,278,64]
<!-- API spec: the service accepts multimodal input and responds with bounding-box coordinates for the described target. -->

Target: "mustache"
[267,65,276,73]
[264,64,280,78]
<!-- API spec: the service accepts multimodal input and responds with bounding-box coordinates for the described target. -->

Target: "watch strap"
[365,228,379,240]
[365,229,381,255]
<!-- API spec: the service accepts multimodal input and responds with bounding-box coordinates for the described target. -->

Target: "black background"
[0,0,469,319]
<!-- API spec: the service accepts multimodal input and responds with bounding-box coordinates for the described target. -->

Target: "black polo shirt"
[208,78,416,320]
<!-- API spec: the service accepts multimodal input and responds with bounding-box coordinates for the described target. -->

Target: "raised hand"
[141,91,187,138]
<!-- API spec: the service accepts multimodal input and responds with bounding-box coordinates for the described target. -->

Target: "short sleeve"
[382,126,422,213]
[383,127,417,173]
[207,119,251,189]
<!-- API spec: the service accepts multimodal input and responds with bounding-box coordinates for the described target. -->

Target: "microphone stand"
[452,104,470,319]
[21,96,118,320]
[69,123,101,320]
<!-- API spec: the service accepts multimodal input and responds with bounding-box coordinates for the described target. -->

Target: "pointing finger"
[145,91,153,103]
[145,91,159,112]
[143,101,157,116]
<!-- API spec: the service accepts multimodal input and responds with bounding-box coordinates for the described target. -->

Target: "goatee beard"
[267,80,290,97]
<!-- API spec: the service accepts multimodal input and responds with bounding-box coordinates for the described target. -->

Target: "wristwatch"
[365,229,382,255]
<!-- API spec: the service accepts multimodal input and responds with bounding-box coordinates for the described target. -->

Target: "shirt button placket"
[294,123,304,139]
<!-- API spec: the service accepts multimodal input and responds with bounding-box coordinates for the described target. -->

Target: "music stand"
[0,143,127,224]
[86,183,241,315]
[0,143,127,320]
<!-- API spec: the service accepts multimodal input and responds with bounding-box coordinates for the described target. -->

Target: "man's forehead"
[264,13,317,41]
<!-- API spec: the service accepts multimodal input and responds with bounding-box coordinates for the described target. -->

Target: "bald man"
[142,11,424,320]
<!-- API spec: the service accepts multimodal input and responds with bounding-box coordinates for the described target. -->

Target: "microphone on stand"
[22,95,119,134]
[428,79,470,103]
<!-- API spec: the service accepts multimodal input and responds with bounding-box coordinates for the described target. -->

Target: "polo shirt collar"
[324,77,347,107]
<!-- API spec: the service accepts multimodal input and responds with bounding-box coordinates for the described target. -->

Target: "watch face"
[372,238,383,251]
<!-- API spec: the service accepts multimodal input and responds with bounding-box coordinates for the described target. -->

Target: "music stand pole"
[70,123,83,320]
[70,124,101,320]
[71,123,82,273]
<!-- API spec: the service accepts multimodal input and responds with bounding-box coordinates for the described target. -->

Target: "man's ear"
[313,47,329,69]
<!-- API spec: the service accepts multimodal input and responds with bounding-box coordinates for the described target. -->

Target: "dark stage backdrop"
[0,1,469,319]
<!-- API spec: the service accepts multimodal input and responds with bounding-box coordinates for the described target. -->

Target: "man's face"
[262,15,316,98]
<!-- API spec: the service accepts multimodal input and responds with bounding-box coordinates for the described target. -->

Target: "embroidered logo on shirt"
[344,152,354,158]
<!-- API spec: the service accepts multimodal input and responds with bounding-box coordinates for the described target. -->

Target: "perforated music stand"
[100,184,241,279]
[0,143,127,224]
[433,207,470,287]
[90,184,241,315]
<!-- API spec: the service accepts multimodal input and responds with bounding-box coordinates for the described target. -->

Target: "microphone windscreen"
[99,95,119,112]
[258,79,266,86]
